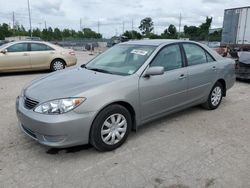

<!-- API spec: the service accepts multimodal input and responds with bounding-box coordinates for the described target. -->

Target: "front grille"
[24,97,39,110]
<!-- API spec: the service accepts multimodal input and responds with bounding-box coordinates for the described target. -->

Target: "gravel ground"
[0,51,250,188]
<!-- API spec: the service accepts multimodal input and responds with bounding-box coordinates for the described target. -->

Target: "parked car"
[235,51,250,80]
[0,41,77,72]
[16,40,235,151]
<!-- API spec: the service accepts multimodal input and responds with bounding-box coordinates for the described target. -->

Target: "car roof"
[122,39,194,46]
[1,40,62,50]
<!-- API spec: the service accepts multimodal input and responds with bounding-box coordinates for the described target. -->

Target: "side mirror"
[1,49,7,54]
[144,66,164,77]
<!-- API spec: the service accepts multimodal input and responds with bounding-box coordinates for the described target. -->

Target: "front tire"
[50,59,65,71]
[202,82,223,110]
[90,104,132,151]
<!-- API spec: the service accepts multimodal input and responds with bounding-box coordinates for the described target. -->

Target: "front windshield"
[85,44,156,75]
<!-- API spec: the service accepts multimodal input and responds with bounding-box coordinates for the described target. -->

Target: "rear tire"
[202,82,223,110]
[90,104,132,151]
[50,59,65,71]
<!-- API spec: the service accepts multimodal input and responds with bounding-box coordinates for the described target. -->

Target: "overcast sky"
[0,0,249,38]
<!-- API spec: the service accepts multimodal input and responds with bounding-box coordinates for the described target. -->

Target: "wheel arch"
[216,78,226,97]
[51,58,67,67]
[90,101,137,135]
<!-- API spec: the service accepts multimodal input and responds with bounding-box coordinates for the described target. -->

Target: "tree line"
[0,16,221,41]
[0,23,102,40]
[123,16,221,41]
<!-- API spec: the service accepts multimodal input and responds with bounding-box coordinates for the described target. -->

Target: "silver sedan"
[16,40,235,151]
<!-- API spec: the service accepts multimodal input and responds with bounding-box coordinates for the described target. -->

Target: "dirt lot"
[0,52,250,188]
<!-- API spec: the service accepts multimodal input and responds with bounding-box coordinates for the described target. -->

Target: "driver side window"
[7,43,28,52]
[151,44,183,71]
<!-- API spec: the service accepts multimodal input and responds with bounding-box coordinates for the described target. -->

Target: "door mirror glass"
[1,49,7,54]
[144,66,164,77]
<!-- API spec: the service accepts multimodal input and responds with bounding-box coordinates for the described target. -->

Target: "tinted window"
[183,43,207,66]
[7,43,28,52]
[151,44,183,71]
[31,43,53,51]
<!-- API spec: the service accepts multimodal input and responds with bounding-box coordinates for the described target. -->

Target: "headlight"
[34,98,86,114]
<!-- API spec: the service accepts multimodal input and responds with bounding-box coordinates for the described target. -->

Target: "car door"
[139,44,188,121]
[29,43,55,69]
[0,43,30,71]
[182,43,218,103]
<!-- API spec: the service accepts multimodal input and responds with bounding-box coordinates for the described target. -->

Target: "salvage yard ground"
[0,52,250,188]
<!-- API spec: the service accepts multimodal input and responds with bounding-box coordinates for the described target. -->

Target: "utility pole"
[97,20,100,33]
[12,12,15,29]
[27,0,32,37]
[80,18,82,30]
[131,19,134,39]
[122,21,125,34]
[38,22,42,30]
[178,13,182,39]
[44,21,47,30]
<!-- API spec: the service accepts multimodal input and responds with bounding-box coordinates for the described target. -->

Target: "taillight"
[69,51,75,56]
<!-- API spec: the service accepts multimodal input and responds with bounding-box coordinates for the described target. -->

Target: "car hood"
[25,67,124,102]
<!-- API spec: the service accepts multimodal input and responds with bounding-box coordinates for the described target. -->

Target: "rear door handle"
[179,74,186,80]
[23,53,29,56]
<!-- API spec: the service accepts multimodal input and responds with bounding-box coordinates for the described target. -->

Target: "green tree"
[0,23,12,39]
[139,17,154,37]
[161,24,177,39]
[82,28,102,38]
[32,28,41,37]
[123,30,142,39]
[53,28,62,40]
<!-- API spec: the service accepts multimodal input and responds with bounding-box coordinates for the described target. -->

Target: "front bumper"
[16,96,95,148]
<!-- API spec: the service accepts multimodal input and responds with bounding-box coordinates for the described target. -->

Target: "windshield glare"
[85,44,156,75]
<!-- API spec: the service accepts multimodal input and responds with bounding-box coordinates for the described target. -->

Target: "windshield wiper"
[86,67,113,74]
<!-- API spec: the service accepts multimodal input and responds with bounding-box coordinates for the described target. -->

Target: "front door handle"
[212,66,217,71]
[179,74,186,80]
[23,53,29,56]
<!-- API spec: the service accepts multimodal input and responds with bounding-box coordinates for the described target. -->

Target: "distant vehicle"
[235,51,250,80]
[208,43,227,57]
[0,41,77,72]
[16,40,235,151]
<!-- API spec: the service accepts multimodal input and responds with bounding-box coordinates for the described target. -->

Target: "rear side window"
[183,43,207,66]
[31,43,54,51]
[7,43,28,52]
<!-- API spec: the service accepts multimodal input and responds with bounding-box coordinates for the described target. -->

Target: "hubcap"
[211,86,222,106]
[53,61,64,70]
[101,113,127,145]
